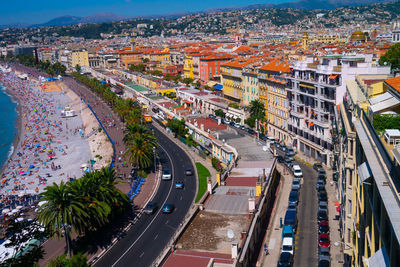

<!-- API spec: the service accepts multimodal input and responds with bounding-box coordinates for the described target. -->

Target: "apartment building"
[258,60,291,144]
[118,50,142,68]
[199,53,235,82]
[71,50,89,68]
[287,54,390,166]
[242,67,259,106]
[221,58,257,105]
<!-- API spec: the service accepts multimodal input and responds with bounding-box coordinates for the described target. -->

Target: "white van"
[292,165,303,178]
[281,237,294,255]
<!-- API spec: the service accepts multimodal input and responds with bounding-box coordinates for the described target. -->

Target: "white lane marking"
[165,220,169,224]
[180,196,183,200]
[139,252,144,258]
[111,141,175,267]
[154,234,158,240]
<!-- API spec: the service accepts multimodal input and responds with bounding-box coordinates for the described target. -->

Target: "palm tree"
[123,123,152,145]
[38,182,88,258]
[124,135,157,169]
[249,100,266,120]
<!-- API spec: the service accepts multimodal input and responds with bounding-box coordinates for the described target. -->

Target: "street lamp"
[334,241,352,250]
[153,146,156,173]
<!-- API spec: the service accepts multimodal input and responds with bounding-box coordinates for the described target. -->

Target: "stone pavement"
[259,164,293,266]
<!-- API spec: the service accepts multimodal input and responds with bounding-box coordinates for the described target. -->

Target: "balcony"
[291,110,305,119]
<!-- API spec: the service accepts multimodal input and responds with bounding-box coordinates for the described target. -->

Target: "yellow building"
[71,50,89,68]
[242,68,259,106]
[258,60,291,143]
[221,58,256,104]
[184,55,193,79]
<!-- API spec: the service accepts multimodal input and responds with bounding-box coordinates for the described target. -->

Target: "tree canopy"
[379,42,400,70]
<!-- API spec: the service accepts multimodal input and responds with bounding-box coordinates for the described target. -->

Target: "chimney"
[231,242,238,259]
[200,124,204,131]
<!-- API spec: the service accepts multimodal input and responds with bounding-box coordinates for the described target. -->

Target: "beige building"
[71,50,89,69]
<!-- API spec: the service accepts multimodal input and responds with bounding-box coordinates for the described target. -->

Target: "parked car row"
[278,165,303,266]
[314,164,331,267]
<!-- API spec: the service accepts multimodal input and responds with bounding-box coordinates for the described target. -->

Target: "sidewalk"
[294,152,344,267]
[259,164,293,266]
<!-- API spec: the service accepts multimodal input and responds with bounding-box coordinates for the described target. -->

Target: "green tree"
[142,58,149,63]
[249,100,265,120]
[124,135,157,169]
[379,43,400,70]
[0,220,47,267]
[167,118,187,137]
[75,64,81,73]
[38,181,88,258]
[215,109,224,117]
[183,78,193,85]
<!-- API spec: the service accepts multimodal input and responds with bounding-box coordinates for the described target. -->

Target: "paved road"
[94,124,196,267]
[294,162,318,267]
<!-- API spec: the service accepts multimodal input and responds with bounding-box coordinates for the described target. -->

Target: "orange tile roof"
[222,58,258,68]
[386,76,400,93]
[259,60,290,73]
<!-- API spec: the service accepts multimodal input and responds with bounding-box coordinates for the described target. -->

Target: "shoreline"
[0,82,22,178]
[0,69,93,194]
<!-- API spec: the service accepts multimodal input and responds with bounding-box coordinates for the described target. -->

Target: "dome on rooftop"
[350,31,366,42]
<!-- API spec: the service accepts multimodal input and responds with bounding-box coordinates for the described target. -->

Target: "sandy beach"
[0,69,112,195]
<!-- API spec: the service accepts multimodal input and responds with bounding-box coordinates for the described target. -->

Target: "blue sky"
[0,0,291,25]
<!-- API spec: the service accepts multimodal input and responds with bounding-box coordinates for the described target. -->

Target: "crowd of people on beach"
[0,71,86,196]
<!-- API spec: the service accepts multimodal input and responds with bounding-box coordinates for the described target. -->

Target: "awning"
[214,84,223,90]
[367,246,389,267]
[183,100,192,104]
[357,161,372,183]
[299,83,314,89]
[329,74,338,79]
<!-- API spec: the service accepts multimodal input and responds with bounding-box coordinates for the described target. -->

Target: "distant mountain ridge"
[1,0,396,28]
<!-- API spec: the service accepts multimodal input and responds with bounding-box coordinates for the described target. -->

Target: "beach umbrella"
[16,205,23,210]
[15,217,24,222]
[11,209,19,214]
[2,209,10,214]
[38,201,46,207]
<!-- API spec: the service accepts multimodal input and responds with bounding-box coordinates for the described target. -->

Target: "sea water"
[0,83,18,171]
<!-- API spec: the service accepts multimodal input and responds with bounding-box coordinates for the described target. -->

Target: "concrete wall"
[235,160,281,267]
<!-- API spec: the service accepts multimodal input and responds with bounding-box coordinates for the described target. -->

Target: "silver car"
[292,178,301,191]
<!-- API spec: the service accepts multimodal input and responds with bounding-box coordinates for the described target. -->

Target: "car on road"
[185,168,193,176]
[144,202,157,215]
[292,178,301,191]
[319,247,330,257]
[316,180,325,191]
[288,190,299,205]
[282,225,294,239]
[292,165,303,178]
[234,123,241,128]
[229,121,235,127]
[239,125,246,130]
[319,220,330,234]
[278,252,293,267]
[287,203,297,212]
[319,191,328,202]
[175,181,184,189]
[276,155,285,163]
[222,118,228,124]
[286,148,295,157]
[318,210,328,222]
[318,233,331,248]
[313,163,323,172]
[318,173,326,182]
[208,114,217,120]
[318,202,328,213]
[162,169,172,180]
[247,128,256,135]
[318,259,330,267]
[281,237,294,255]
[162,203,175,214]
[318,168,327,177]
[285,155,294,162]
[284,210,297,232]
[259,133,267,140]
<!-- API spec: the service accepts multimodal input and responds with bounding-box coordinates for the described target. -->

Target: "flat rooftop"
[176,211,250,254]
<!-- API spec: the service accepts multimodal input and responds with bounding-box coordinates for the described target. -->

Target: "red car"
[319,233,330,248]
[319,220,330,234]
